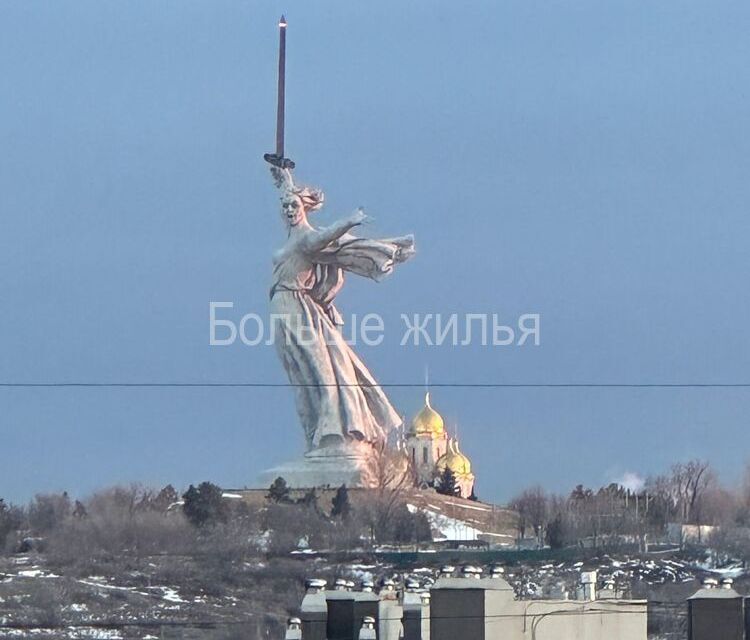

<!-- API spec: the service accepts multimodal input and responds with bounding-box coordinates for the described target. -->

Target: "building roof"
[688,587,742,599]
[436,438,472,477]
[410,392,446,439]
[433,576,514,592]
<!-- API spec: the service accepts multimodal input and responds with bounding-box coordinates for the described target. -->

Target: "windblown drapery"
[270,234,415,449]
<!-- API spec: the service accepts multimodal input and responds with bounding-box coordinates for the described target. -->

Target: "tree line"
[0,476,432,566]
[509,458,750,556]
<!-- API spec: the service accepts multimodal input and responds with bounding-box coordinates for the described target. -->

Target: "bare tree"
[736,461,750,526]
[359,440,415,543]
[671,460,714,524]
[644,473,677,533]
[696,485,736,527]
[509,486,548,545]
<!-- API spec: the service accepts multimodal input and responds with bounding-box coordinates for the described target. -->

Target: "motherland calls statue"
[268,166,415,455]
[260,167,415,486]
[259,18,415,487]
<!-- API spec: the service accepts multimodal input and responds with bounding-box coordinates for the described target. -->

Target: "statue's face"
[281,194,305,227]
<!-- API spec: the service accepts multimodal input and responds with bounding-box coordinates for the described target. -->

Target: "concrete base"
[258,440,376,489]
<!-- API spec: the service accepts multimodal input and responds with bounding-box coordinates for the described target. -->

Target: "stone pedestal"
[258,439,375,489]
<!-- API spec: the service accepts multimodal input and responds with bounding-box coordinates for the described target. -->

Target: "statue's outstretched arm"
[305,209,370,252]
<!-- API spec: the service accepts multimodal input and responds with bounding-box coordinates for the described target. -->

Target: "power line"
[2,382,750,389]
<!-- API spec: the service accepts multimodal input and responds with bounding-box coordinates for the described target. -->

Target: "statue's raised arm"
[269,165,294,192]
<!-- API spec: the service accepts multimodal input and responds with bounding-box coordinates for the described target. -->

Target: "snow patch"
[407,503,482,541]
[17,568,60,578]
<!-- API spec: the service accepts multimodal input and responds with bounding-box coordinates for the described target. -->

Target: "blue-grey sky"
[2,0,750,504]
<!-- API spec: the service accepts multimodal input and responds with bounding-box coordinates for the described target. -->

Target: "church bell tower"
[406,392,448,488]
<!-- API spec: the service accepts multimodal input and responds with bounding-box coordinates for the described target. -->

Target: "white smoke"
[615,471,645,493]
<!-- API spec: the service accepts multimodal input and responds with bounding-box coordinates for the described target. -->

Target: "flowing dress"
[270,232,415,450]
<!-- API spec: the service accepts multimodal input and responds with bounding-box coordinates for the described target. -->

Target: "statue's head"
[271,165,325,227]
[280,192,305,227]
[280,185,325,227]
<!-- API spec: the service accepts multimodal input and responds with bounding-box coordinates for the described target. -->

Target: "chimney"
[379,578,396,597]
[306,578,327,594]
[461,565,483,579]
[300,578,327,640]
[334,578,349,591]
[378,580,403,640]
[689,577,744,640]
[703,578,719,589]
[358,615,377,640]
[405,579,420,592]
[489,565,505,580]
[285,617,302,640]
[439,565,455,579]
[403,585,429,640]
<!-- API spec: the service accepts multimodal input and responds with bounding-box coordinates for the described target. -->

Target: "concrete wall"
[324,591,383,640]
[689,596,744,640]
[430,577,647,640]
[378,596,403,640]
[430,588,485,640]
[485,599,647,640]
[402,592,429,640]
[300,589,327,640]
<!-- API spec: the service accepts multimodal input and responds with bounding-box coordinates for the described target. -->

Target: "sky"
[1,0,750,505]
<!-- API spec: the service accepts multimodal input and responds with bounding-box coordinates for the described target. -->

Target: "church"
[402,392,476,499]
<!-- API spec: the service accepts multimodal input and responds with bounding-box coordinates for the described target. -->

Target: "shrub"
[28,493,71,534]
[183,482,228,527]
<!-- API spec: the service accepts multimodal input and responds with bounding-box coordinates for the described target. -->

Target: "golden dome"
[436,438,472,477]
[411,392,445,438]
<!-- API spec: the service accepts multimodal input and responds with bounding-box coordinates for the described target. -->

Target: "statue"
[259,17,414,486]
[269,166,415,454]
